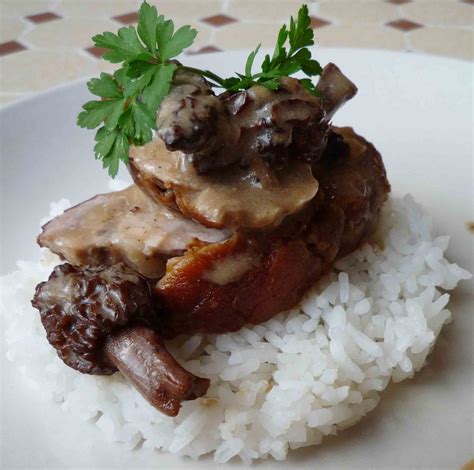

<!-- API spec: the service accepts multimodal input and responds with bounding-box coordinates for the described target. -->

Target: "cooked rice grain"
[1,194,471,463]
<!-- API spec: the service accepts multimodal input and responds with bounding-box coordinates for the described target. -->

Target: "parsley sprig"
[219,5,322,93]
[77,1,196,176]
[77,2,322,177]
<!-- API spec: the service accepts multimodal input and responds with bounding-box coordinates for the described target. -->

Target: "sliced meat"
[156,127,389,337]
[38,185,228,278]
[157,229,338,337]
[129,140,319,230]
[313,127,390,256]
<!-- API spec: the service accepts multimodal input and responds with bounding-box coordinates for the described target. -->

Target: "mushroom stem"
[316,63,358,122]
[104,325,210,417]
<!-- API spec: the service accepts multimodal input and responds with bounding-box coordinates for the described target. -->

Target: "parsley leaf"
[245,44,261,78]
[141,63,177,113]
[93,127,129,177]
[131,101,155,143]
[93,27,152,63]
[137,2,162,55]
[216,4,321,95]
[157,22,197,61]
[78,97,125,130]
[78,1,197,177]
[94,127,117,158]
[102,131,128,176]
[78,2,322,177]
[289,4,313,51]
[87,73,122,98]
[123,65,155,97]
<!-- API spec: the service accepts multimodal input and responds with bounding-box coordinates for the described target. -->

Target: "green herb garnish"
[77,2,321,177]
[218,5,322,93]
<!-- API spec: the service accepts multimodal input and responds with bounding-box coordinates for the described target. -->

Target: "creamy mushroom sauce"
[38,185,229,278]
[129,139,319,230]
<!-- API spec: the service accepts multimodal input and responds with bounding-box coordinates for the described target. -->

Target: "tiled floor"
[0,0,473,106]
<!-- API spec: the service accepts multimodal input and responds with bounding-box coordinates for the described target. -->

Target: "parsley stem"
[181,66,225,86]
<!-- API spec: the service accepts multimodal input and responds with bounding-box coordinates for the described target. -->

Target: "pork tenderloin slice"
[155,127,390,337]
[38,185,229,278]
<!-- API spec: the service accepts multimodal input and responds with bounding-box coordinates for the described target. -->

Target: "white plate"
[1,48,473,469]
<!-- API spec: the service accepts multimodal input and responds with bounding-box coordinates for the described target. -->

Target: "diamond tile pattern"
[26,12,62,24]
[386,19,423,31]
[1,0,472,107]
[0,41,26,57]
[201,14,237,27]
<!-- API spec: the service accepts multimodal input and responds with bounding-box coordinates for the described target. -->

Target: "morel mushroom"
[156,68,241,171]
[316,63,358,121]
[154,63,357,174]
[32,263,210,416]
[221,76,328,169]
[128,64,357,230]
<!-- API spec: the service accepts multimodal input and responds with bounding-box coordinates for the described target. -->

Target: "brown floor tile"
[387,19,423,32]
[0,41,26,57]
[85,47,108,59]
[186,45,223,55]
[201,14,237,27]
[113,12,138,25]
[311,17,331,29]
[26,12,61,24]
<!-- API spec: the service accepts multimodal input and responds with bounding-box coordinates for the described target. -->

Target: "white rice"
[1,194,471,464]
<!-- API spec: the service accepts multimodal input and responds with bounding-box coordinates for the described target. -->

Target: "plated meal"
[2,2,471,464]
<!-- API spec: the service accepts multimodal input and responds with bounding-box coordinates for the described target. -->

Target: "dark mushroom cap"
[222,76,328,169]
[155,72,329,174]
[32,263,158,375]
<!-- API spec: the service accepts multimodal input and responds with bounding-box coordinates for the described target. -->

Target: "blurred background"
[0,0,473,107]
